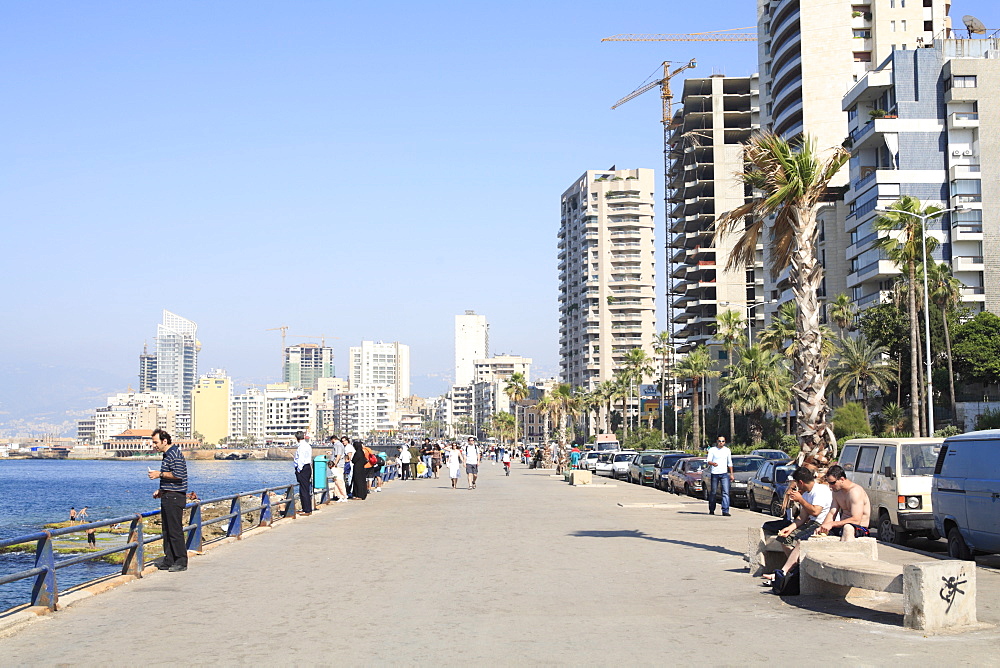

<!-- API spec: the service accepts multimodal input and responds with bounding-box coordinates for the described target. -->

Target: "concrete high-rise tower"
[454,311,488,387]
[558,168,657,391]
[348,341,410,401]
[154,310,199,416]
[283,343,335,391]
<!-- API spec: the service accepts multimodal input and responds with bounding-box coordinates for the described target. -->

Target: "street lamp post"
[874,205,965,436]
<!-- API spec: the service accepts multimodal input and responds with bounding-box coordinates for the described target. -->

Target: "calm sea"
[0,459,295,613]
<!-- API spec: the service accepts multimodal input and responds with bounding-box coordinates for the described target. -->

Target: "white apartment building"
[473,355,532,384]
[349,341,410,402]
[153,310,199,417]
[455,311,489,386]
[92,391,179,445]
[332,385,396,438]
[230,387,266,446]
[559,168,657,391]
[469,354,533,439]
[842,36,999,314]
[755,0,952,319]
[263,384,315,444]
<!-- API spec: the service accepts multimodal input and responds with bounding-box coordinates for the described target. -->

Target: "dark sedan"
[653,452,691,490]
[701,455,766,506]
[665,457,707,497]
[747,461,797,517]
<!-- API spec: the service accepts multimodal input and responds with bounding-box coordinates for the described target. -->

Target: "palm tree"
[652,330,673,440]
[719,345,793,445]
[928,262,963,427]
[715,309,746,442]
[880,402,905,436]
[873,195,941,437]
[489,411,516,445]
[829,336,897,432]
[622,348,653,434]
[594,379,617,434]
[673,345,718,449]
[611,372,631,440]
[503,372,529,446]
[715,132,848,463]
[829,293,856,338]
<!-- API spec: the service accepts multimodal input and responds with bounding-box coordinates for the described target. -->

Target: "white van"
[838,437,945,545]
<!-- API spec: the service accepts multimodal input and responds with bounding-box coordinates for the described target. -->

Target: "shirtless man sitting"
[816,464,872,540]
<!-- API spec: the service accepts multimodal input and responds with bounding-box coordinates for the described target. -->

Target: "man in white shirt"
[292,431,314,515]
[766,466,833,582]
[706,436,735,516]
[465,437,481,490]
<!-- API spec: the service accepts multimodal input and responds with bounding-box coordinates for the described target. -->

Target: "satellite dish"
[963,15,986,35]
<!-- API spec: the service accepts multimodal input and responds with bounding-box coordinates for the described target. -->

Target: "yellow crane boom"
[602,26,757,42]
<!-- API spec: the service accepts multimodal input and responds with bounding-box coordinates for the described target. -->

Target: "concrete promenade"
[1,461,998,666]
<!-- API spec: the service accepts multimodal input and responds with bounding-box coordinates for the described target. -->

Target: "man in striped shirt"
[148,428,189,572]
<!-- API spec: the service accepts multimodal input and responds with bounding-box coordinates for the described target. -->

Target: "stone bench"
[799,541,978,632]
[568,470,592,486]
[745,527,877,577]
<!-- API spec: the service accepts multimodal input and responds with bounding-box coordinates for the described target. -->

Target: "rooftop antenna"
[963,15,986,36]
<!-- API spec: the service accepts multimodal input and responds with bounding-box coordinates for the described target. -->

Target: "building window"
[901,20,907,31]
[951,76,978,88]
[853,52,872,62]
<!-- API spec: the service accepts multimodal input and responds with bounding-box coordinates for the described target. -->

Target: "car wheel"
[684,483,692,497]
[747,491,757,512]
[878,512,910,546]
[947,526,973,561]
[770,495,783,518]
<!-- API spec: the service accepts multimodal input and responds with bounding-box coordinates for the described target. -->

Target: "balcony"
[960,286,986,302]
[948,112,979,130]
[952,223,983,241]
[949,163,980,181]
[953,255,985,271]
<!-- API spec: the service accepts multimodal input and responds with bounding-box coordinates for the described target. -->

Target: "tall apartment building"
[332,385,396,438]
[138,342,156,393]
[471,355,533,439]
[263,383,315,444]
[669,75,763,353]
[230,387,266,446]
[283,343,334,391]
[455,311,489,386]
[558,168,657,391]
[152,310,200,417]
[842,36,999,315]
[756,0,952,318]
[349,341,410,402]
[192,369,231,445]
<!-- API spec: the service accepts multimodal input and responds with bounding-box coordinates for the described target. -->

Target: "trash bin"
[313,454,328,490]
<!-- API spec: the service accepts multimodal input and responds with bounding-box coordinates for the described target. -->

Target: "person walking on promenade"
[464,437,480,490]
[706,436,734,516]
[328,436,348,503]
[351,439,369,500]
[422,438,433,478]
[400,442,412,481]
[446,442,463,489]
[409,441,421,480]
[147,428,188,572]
[293,431,314,515]
[431,441,443,479]
[342,436,355,497]
[502,448,511,476]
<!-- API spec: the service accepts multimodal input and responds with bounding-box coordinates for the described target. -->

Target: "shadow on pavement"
[779,591,905,628]
[569,529,743,557]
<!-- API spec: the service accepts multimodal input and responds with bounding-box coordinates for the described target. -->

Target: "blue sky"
[0,1,993,432]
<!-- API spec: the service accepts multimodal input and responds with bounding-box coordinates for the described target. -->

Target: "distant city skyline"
[2,1,996,436]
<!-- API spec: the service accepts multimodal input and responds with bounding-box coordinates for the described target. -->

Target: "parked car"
[580,450,601,471]
[594,452,616,477]
[701,455,765,506]
[653,453,691,490]
[839,437,944,545]
[932,429,1000,560]
[747,461,797,517]
[666,457,707,497]
[626,450,669,485]
[610,450,638,479]
[750,448,791,463]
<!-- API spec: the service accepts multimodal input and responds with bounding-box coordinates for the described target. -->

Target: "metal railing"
[0,482,328,612]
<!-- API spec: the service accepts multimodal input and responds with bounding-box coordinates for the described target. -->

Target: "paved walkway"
[1,462,998,666]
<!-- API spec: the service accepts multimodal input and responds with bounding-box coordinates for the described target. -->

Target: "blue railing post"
[186,502,203,553]
[282,485,296,518]
[31,534,57,610]
[123,515,144,577]
[226,497,242,538]
[259,490,272,527]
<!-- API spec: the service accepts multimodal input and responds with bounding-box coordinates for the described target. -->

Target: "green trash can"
[313,454,328,490]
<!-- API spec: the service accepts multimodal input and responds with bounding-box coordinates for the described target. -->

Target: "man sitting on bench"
[763,466,832,583]
[816,464,871,540]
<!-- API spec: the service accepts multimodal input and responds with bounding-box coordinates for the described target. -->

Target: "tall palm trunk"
[942,305,958,426]
[907,260,921,436]
[621,391,629,440]
[790,208,835,462]
[691,378,701,448]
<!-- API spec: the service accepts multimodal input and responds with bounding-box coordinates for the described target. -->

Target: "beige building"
[192,369,231,445]
[349,341,410,402]
[559,168,657,391]
[756,0,952,319]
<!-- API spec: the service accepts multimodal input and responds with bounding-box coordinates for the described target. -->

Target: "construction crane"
[610,59,696,438]
[602,27,757,42]
[288,334,341,347]
[266,326,289,369]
